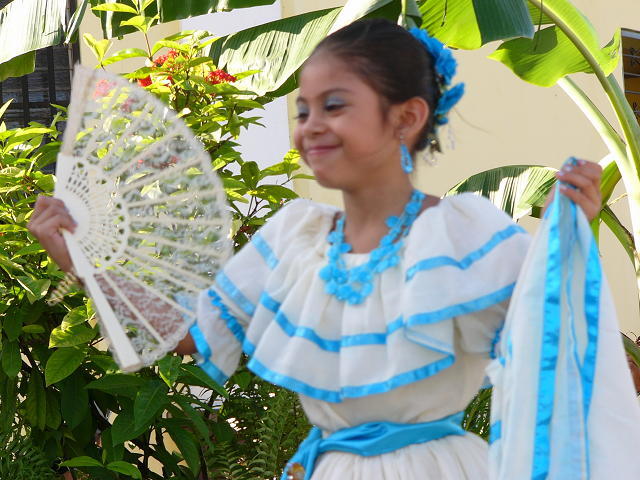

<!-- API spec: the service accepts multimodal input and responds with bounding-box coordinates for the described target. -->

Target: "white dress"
[190,193,531,479]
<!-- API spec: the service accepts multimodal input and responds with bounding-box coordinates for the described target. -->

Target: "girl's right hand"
[28,196,76,273]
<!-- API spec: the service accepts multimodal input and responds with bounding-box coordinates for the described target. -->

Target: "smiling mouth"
[306,145,338,156]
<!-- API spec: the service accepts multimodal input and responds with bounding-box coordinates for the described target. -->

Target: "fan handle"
[63,232,143,371]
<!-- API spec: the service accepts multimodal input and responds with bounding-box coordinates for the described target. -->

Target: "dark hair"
[309,18,440,153]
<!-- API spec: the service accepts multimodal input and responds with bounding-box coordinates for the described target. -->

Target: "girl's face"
[293,53,402,190]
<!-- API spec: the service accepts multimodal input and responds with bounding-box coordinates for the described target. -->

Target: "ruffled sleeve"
[188,199,319,385]
[402,193,531,358]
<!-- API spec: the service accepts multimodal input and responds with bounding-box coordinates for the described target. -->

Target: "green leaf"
[601,206,638,268]
[157,355,182,387]
[489,25,620,87]
[0,98,12,120]
[106,461,142,479]
[120,14,158,33]
[164,423,201,475]
[172,395,211,441]
[82,32,112,63]
[45,346,87,386]
[158,0,275,22]
[0,51,35,82]
[179,364,227,396]
[60,372,90,429]
[624,334,640,370]
[86,373,145,396]
[209,7,342,96]
[92,3,138,14]
[102,47,149,66]
[472,0,533,44]
[60,456,104,468]
[420,0,482,50]
[4,310,23,341]
[15,277,50,303]
[63,306,90,326]
[49,322,97,348]
[45,390,62,429]
[255,184,298,202]
[22,324,45,334]
[25,370,47,430]
[0,0,66,72]
[134,380,168,429]
[65,0,89,44]
[241,161,260,189]
[447,165,558,219]
[1,340,21,377]
[111,409,149,445]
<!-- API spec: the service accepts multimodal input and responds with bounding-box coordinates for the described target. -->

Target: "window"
[0,0,78,129]
[622,29,640,124]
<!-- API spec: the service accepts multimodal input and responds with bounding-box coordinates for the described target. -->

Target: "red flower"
[205,69,237,85]
[154,49,179,67]
[137,76,152,87]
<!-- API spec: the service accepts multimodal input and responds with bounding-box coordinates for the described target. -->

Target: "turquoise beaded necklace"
[319,189,425,305]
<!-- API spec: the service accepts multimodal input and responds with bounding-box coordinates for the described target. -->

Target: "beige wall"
[284,0,640,335]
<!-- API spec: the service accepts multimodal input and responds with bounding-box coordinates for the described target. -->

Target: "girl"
[29,19,603,480]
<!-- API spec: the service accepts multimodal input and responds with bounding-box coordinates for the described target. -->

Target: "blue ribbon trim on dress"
[252,232,279,269]
[189,323,230,386]
[530,187,601,479]
[195,279,517,402]
[532,188,563,480]
[282,411,466,480]
[405,224,526,281]
[215,271,256,317]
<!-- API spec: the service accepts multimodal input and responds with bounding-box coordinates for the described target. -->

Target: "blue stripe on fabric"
[259,288,511,354]
[215,271,255,317]
[252,232,279,269]
[489,421,501,445]
[406,283,515,327]
[246,351,455,403]
[208,288,246,344]
[532,189,563,480]
[189,324,229,386]
[189,323,212,359]
[406,224,526,281]
[582,238,600,419]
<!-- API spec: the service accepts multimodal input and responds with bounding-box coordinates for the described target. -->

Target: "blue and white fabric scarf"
[487,179,640,479]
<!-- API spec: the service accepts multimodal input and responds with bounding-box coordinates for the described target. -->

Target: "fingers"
[28,196,76,235]
[555,159,602,221]
[27,196,76,272]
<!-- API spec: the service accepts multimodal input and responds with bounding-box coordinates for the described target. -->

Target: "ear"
[393,97,430,148]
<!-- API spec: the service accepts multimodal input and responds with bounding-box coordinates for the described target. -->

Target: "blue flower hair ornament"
[409,27,465,131]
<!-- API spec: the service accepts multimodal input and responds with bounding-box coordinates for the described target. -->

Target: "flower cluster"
[205,69,237,85]
[409,27,465,129]
[154,49,179,67]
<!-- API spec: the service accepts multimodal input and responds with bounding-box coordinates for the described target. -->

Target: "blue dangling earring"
[400,137,413,174]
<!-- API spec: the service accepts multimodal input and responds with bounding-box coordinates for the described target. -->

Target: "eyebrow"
[296,88,353,102]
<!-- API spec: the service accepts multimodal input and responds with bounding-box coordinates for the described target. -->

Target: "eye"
[325,98,345,112]
[294,105,309,120]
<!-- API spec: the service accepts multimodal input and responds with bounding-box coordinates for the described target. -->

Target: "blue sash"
[282,411,465,480]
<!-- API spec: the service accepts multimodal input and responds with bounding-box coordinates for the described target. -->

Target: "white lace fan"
[55,65,233,371]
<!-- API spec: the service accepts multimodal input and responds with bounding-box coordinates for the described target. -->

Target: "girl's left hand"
[551,159,603,221]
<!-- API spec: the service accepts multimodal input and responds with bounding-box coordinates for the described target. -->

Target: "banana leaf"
[0,0,67,79]
[91,0,276,38]
[419,0,533,50]
[489,25,620,87]
[490,0,621,87]
[446,165,557,220]
[208,0,421,97]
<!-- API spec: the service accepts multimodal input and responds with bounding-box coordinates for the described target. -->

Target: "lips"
[305,145,338,156]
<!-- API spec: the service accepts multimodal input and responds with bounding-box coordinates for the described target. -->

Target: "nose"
[301,108,327,137]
